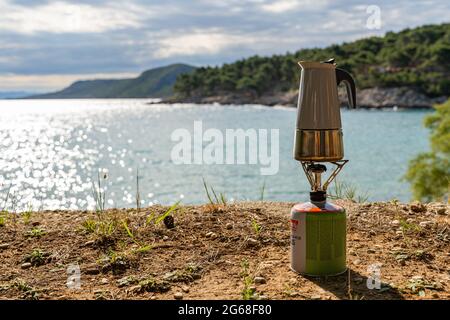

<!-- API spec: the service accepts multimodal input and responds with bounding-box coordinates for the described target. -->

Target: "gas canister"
[290,201,347,276]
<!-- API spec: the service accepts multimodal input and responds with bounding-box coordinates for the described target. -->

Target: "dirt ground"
[0,200,448,300]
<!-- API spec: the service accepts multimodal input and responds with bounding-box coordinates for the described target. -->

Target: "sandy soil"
[0,200,448,300]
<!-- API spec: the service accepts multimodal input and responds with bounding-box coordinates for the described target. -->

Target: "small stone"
[353,259,361,265]
[181,285,190,293]
[419,221,432,227]
[83,240,95,247]
[174,292,183,300]
[21,262,32,269]
[254,276,266,284]
[225,223,233,230]
[391,220,400,226]
[411,201,426,213]
[163,215,175,229]
[128,285,141,293]
[247,238,259,247]
[162,235,169,241]
[210,232,218,239]
[0,243,10,250]
[150,295,157,300]
[100,278,109,285]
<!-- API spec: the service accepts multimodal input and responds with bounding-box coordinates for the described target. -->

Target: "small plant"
[251,219,262,234]
[26,227,46,238]
[121,219,152,253]
[240,259,256,300]
[399,218,421,233]
[12,279,39,300]
[92,170,108,213]
[22,204,33,224]
[24,249,49,266]
[0,212,6,227]
[202,178,227,205]
[329,180,369,203]
[81,218,97,234]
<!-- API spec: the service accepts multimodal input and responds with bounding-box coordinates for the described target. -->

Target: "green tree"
[404,99,450,201]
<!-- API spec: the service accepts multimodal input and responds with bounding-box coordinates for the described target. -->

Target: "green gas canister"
[290,198,347,276]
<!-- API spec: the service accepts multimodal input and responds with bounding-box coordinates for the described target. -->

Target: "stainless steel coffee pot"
[294,58,356,162]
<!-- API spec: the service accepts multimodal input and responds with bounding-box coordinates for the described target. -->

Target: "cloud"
[0,0,146,34]
[153,30,253,59]
[260,0,328,13]
[0,0,449,91]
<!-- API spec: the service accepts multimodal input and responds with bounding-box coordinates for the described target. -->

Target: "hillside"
[28,64,195,99]
[173,23,450,107]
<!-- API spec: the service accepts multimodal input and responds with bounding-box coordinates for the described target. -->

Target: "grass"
[92,171,107,213]
[202,178,227,205]
[22,205,33,225]
[251,218,262,234]
[121,219,152,253]
[26,227,46,238]
[24,249,48,266]
[0,212,6,227]
[240,259,256,300]
[154,200,181,225]
[136,168,141,211]
[12,279,39,300]
[329,179,369,203]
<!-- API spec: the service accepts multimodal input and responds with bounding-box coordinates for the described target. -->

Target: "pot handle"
[336,68,357,108]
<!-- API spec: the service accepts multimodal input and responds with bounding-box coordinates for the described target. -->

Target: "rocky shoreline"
[162,87,447,108]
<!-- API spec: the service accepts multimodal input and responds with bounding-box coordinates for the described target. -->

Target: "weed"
[0,212,6,227]
[251,219,262,234]
[138,277,171,293]
[81,218,97,234]
[329,180,369,203]
[92,170,107,213]
[24,249,49,266]
[26,227,46,238]
[240,259,256,300]
[12,279,39,300]
[22,204,33,224]
[399,218,421,233]
[145,212,155,225]
[202,178,227,205]
[121,219,152,253]
[155,201,181,225]
[406,276,442,297]
[136,168,141,211]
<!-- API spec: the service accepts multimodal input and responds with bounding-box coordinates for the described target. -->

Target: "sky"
[0,0,449,92]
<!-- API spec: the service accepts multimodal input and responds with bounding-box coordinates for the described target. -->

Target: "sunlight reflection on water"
[0,99,430,211]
